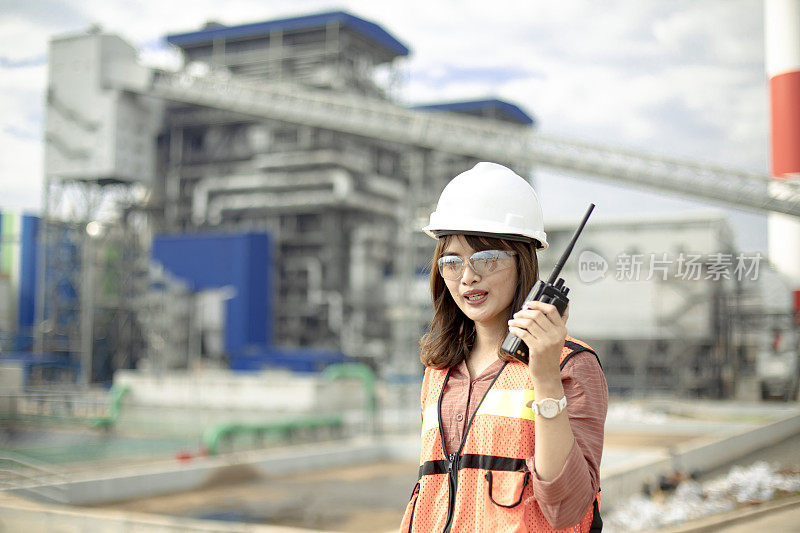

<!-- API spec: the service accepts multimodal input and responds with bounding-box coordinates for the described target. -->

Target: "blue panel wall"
[0,212,39,352]
[151,232,272,358]
[18,215,39,345]
[236,345,350,373]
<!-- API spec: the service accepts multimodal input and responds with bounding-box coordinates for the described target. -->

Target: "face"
[440,235,518,329]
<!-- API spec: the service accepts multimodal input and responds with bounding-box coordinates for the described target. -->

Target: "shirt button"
[456,413,464,422]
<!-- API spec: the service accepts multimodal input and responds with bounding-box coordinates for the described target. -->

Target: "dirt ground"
[92,431,691,532]
[96,460,420,532]
[91,432,800,532]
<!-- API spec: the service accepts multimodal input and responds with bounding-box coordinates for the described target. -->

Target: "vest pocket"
[484,470,531,509]
[400,481,420,532]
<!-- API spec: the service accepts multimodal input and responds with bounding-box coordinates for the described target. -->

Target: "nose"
[460,261,480,285]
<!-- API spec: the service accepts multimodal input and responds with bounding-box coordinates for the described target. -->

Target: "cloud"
[0,129,42,212]
[0,58,47,135]
[0,56,47,68]
[1,0,87,27]
[372,0,766,178]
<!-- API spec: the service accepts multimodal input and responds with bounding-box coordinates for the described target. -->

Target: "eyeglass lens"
[437,250,515,280]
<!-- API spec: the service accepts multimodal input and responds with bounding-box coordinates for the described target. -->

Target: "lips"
[462,290,488,305]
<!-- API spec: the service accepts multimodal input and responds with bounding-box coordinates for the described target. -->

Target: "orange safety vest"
[400,335,603,533]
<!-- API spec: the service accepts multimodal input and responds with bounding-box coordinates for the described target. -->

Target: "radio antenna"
[547,203,595,284]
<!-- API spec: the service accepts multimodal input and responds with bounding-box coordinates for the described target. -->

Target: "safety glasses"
[437,250,517,280]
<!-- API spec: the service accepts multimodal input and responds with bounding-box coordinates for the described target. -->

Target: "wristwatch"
[531,395,567,419]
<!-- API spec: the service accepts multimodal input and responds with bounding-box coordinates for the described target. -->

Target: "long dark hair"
[420,234,540,369]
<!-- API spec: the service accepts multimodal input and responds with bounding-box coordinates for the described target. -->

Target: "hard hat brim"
[424,228,548,250]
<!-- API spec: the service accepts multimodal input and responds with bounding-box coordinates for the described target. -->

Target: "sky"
[0,0,771,252]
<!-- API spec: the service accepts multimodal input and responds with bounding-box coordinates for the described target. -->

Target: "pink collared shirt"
[439,351,608,529]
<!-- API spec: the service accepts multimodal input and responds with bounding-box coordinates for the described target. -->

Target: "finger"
[514,309,555,330]
[523,300,556,312]
[508,326,537,344]
[514,307,547,320]
[509,320,561,347]
[523,300,558,318]
[523,301,563,326]
[524,319,558,340]
[513,309,541,321]
[512,316,565,344]
[507,318,538,334]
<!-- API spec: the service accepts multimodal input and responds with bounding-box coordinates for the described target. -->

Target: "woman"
[400,163,607,532]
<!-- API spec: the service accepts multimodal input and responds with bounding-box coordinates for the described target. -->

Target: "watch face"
[539,399,559,418]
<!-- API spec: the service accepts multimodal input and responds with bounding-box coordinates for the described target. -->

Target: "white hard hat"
[423,162,548,250]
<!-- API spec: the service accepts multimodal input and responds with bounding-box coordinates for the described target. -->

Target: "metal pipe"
[79,228,95,387]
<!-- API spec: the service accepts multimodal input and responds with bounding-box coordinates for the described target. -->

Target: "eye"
[483,255,499,271]
[471,251,511,273]
[439,255,463,273]
[473,250,499,261]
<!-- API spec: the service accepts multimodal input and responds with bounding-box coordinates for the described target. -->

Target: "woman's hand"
[507,301,569,382]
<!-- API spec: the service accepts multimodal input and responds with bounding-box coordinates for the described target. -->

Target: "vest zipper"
[442,452,459,533]
[438,361,508,533]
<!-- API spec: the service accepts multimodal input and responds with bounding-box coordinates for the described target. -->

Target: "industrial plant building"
[0,10,795,400]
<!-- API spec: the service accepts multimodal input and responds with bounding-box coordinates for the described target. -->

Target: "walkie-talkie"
[501,203,595,364]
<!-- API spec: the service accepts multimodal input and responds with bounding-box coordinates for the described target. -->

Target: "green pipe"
[1,212,16,276]
[202,415,343,455]
[322,362,376,421]
[89,385,129,429]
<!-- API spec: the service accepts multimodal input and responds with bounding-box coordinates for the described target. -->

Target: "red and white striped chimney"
[765,0,800,317]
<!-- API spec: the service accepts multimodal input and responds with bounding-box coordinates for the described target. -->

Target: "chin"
[463,308,499,326]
